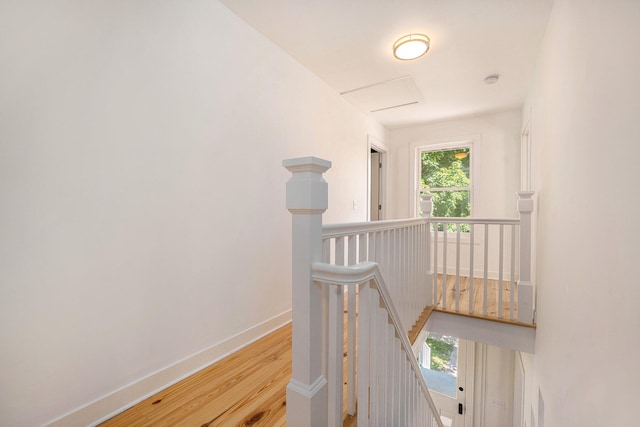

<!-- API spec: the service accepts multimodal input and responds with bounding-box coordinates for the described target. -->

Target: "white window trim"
[410,136,481,242]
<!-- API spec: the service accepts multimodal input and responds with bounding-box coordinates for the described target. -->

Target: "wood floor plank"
[101,312,358,427]
[433,274,534,327]
[100,324,292,426]
[101,275,530,427]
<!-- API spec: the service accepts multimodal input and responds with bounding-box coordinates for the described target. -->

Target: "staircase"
[284,157,536,426]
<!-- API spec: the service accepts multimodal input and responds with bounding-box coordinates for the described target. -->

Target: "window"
[420,146,471,231]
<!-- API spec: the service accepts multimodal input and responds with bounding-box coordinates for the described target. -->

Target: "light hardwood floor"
[433,274,534,327]
[101,304,359,427]
[101,277,530,426]
[101,324,292,426]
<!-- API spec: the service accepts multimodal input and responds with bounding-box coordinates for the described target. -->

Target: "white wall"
[0,1,384,425]
[473,343,515,427]
[387,111,522,279]
[522,0,640,426]
[387,110,521,220]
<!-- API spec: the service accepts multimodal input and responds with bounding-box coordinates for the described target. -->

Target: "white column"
[517,191,535,323]
[283,156,331,427]
[420,193,434,306]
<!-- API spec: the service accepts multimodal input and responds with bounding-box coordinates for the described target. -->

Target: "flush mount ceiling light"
[393,34,430,60]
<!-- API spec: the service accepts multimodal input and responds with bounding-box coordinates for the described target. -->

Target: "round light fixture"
[393,34,430,60]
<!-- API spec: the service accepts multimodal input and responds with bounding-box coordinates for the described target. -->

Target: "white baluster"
[347,236,357,415]
[386,325,395,426]
[455,223,461,312]
[416,226,421,319]
[359,233,367,263]
[510,224,516,320]
[322,239,330,263]
[420,224,424,307]
[398,228,405,329]
[378,230,385,274]
[411,227,416,328]
[336,236,345,267]
[409,374,415,426]
[387,330,394,426]
[469,223,475,314]
[433,222,439,307]
[377,306,388,424]
[328,237,345,427]
[322,238,331,377]
[357,282,371,427]
[328,282,343,427]
[483,224,489,315]
[442,222,448,309]
[406,227,412,330]
[390,230,396,314]
[498,223,504,318]
[406,227,412,328]
[399,354,406,426]
[368,288,379,426]
[368,231,376,263]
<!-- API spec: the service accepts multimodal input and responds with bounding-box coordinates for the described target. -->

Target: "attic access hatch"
[340,75,424,113]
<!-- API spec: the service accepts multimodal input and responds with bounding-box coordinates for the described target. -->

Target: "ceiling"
[218,0,553,128]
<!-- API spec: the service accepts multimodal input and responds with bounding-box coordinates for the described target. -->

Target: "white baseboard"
[45,310,292,427]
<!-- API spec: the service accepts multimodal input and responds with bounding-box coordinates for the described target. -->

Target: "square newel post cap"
[517,191,535,213]
[419,192,433,217]
[283,157,332,214]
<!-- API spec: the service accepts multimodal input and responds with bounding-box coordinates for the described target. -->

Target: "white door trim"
[464,339,476,427]
[367,135,388,221]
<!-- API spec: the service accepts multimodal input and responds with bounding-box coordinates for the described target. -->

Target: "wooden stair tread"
[408,306,434,345]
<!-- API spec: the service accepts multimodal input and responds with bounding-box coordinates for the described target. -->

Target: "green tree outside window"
[421,147,471,232]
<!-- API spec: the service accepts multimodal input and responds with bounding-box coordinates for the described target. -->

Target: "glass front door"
[419,333,470,427]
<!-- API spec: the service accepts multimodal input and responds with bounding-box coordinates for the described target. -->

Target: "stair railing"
[282,156,534,426]
[313,261,444,427]
[283,157,440,426]
[322,215,433,339]
[427,191,535,324]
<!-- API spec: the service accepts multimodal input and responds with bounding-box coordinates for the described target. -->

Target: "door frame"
[367,135,387,221]
[463,339,475,427]
[423,334,475,427]
[513,351,525,427]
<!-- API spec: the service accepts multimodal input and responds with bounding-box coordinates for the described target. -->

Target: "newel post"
[283,156,331,427]
[420,192,433,219]
[420,193,434,306]
[517,191,535,323]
